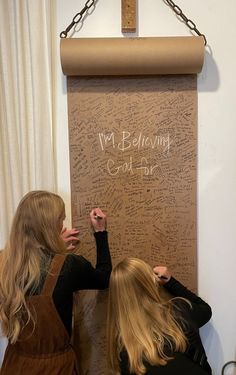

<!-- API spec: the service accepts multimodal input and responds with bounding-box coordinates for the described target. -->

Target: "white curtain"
[0,0,57,363]
[0,0,57,249]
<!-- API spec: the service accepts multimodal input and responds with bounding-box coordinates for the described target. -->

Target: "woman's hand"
[153,265,171,284]
[60,227,80,250]
[90,207,106,232]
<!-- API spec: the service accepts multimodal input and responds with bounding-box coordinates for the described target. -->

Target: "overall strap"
[41,254,67,296]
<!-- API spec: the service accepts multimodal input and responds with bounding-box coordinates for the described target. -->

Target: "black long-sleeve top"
[48,231,111,336]
[120,277,212,375]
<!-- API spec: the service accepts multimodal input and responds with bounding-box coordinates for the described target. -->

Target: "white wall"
[55,1,236,374]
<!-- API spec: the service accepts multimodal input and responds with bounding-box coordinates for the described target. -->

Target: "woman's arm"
[165,277,212,327]
[66,230,112,291]
[67,208,112,291]
[153,266,212,328]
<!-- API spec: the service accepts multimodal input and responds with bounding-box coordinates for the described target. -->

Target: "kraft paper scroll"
[67,76,198,375]
[60,36,205,76]
[62,36,203,375]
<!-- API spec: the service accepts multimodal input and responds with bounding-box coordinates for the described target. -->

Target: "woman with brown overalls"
[0,190,112,374]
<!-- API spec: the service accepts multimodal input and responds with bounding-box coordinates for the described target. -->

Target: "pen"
[95,215,103,220]
[158,275,169,280]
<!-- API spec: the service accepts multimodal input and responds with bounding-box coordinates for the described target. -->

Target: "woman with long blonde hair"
[0,190,111,374]
[107,257,212,375]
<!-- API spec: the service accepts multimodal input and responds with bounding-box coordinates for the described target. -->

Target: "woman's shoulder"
[54,253,92,292]
[62,253,89,271]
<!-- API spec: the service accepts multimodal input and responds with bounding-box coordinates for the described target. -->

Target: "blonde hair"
[0,191,66,343]
[107,257,189,375]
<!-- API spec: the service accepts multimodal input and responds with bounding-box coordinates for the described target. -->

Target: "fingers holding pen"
[153,266,171,284]
[90,207,107,232]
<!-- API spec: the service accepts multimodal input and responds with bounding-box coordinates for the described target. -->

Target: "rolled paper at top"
[60,36,205,76]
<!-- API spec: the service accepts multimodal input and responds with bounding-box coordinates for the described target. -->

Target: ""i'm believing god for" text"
[98,131,172,154]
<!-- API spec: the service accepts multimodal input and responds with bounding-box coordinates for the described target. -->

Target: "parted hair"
[107,257,189,375]
[0,190,66,343]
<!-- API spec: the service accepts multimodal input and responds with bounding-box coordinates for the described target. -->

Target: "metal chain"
[60,0,96,38]
[60,0,207,45]
[164,0,207,45]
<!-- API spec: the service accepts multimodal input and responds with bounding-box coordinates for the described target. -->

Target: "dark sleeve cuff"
[94,230,108,238]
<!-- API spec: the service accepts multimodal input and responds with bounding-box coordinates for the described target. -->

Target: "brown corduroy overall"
[1,254,79,375]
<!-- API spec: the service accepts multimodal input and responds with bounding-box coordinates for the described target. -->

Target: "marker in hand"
[158,275,169,280]
[153,266,170,282]
[94,215,103,220]
[90,208,106,232]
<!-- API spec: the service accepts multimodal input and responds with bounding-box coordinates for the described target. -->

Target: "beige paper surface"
[67,75,197,374]
[60,36,205,76]
[62,34,202,375]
